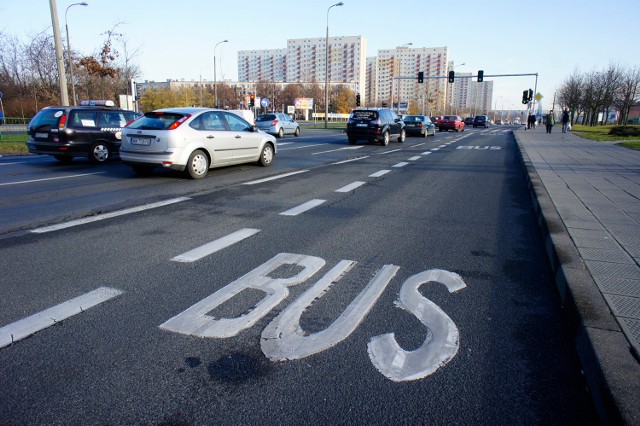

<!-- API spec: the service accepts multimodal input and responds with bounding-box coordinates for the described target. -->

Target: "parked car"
[463,116,474,126]
[473,115,489,128]
[26,100,140,163]
[438,115,465,132]
[255,113,300,138]
[120,108,276,179]
[403,115,436,137]
[346,108,406,146]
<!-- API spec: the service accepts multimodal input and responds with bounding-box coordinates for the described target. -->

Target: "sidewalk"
[514,126,640,424]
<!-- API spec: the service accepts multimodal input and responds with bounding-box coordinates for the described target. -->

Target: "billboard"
[295,98,314,110]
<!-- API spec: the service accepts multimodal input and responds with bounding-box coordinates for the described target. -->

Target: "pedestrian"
[561,109,570,133]
[545,110,554,134]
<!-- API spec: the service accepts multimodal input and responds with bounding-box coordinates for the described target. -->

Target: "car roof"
[152,107,224,114]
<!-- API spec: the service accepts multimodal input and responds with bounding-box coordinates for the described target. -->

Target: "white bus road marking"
[335,181,366,192]
[392,162,409,168]
[171,228,260,263]
[0,172,104,187]
[31,197,191,234]
[0,287,123,349]
[369,170,391,178]
[312,146,364,155]
[244,170,309,185]
[280,199,326,216]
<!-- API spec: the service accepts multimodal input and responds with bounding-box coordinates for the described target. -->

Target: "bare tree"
[615,66,640,124]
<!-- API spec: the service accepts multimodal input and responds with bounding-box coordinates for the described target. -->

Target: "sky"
[2,0,639,112]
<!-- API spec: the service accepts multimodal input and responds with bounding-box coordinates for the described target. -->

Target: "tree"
[615,66,640,124]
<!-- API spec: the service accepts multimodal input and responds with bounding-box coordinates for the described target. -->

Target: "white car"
[120,108,276,179]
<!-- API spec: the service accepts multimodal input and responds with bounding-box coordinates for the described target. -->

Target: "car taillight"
[58,114,67,129]
[418,123,423,128]
[167,114,191,130]
[271,119,279,126]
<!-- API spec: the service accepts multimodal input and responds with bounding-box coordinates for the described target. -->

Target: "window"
[70,111,97,128]
[224,112,252,131]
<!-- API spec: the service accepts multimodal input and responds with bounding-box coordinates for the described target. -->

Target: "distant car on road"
[439,115,465,132]
[473,115,489,128]
[403,115,436,137]
[431,116,443,127]
[120,108,276,179]
[464,116,474,126]
[26,100,140,163]
[255,113,300,138]
[346,108,406,146]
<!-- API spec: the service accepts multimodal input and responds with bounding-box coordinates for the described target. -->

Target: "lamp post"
[214,39,228,109]
[65,2,88,106]
[324,1,343,129]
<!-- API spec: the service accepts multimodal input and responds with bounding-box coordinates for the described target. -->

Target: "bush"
[608,126,640,137]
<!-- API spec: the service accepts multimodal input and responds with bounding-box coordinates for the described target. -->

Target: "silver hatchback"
[255,113,300,138]
[120,108,277,179]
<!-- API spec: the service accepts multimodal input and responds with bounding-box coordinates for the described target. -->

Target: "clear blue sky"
[2,0,639,111]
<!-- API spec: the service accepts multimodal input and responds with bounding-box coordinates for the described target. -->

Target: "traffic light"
[522,90,529,104]
[448,71,455,83]
[528,89,534,101]
[418,71,424,83]
[477,70,484,82]
[249,94,255,108]
[356,93,361,106]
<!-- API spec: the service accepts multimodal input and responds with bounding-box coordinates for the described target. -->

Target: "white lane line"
[31,197,191,234]
[421,151,432,156]
[336,181,366,192]
[0,172,104,187]
[171,228,260,263]
[0,287,123,349]
[280,199,326,216]
[430,148,440,151]
[369,170,391,178]
[312,146,364,155]
[332,156,370,165]
[277,142,293,146]
[377,149,403,155]
[392,162,409,168]
[278,144,324,151]
[413,142,427,147]
[408,156,421,161]
[0,162,26,166]
[244,170,309,185]
[438,145,447,148]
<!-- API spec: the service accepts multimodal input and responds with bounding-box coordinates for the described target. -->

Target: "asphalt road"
[0,127,598,424]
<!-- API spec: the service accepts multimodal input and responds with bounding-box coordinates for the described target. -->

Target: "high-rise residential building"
[237,36,367,101]
[450,72,494,115]
[374,46,449,114]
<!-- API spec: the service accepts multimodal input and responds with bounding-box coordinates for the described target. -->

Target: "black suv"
[346,108,405,146]
[473,114,489,128]
[26,100,140,163]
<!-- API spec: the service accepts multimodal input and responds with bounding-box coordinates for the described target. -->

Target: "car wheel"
[294,127,300,137]
[381,131,390,146]
[186,149,209,179]
[53,155,73,163]
[258,143,274,167]
[398,129,406,143]
[89,142,110,163]
[131,165,155,176]
[277,128,284,138]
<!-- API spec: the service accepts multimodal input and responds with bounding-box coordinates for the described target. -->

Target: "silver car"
[255,113,300,138]
[120,108,277,179]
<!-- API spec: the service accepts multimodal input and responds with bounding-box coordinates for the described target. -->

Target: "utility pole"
[49,0,69,106]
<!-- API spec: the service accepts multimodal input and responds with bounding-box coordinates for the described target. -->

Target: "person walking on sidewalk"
[561,109,570,133]
[545,110,555,133]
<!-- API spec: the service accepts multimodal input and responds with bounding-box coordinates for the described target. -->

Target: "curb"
[513,131,640,425]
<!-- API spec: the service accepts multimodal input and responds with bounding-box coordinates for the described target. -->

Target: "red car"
[438,115,465,132]
[430,116,443,127]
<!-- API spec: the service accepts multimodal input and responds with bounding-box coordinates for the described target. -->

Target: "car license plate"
[35,132,48,139]
[356,123,368,127]
[130,137,152,146]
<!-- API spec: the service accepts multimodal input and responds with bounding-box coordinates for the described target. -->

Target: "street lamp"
[65,2,88,106]
[324,1,343,129]
[214,39,228,109]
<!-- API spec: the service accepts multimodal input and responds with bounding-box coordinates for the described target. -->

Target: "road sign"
[535,93,543,101]
[261,98,270,108]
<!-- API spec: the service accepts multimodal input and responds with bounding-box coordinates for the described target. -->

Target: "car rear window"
[475,115,486,120]
[350,110,378,120]
[443,116,456,120]
[256,114,277,122]
[126,112,186,130]
[404,116,423,122]
[29,108,65,131]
